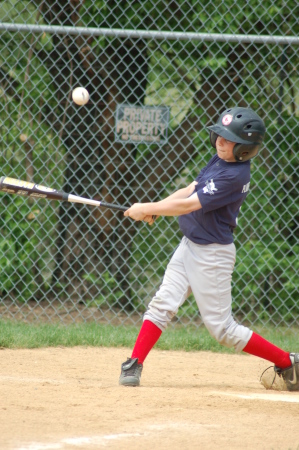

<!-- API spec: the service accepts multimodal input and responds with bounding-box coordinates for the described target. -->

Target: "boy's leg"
[131,320,162,364]
[186,240,251,351]
[119,238,191,386]
[118,321,162,387]
[243,333,299,391]
[184,240,298,389]
[242,332,291,368]
[184,241,293,358]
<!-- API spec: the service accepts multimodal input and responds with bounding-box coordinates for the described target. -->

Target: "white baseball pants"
[144,236,252,352]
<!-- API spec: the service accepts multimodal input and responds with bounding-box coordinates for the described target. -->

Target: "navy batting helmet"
[207,107,266,162]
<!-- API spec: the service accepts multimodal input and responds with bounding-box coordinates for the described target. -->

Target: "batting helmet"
[207,107,266,162]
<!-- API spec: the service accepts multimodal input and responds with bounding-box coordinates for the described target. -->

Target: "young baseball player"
[120,107,299,391]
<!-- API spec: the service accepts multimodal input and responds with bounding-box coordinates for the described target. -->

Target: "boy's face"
[216,136,237,162]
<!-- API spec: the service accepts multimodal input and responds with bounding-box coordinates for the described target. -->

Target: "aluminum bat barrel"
[0,176,68,200]
[0,177,128,212]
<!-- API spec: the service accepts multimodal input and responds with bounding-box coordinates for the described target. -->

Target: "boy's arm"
[124,182,202,222]
[158,181,198,203]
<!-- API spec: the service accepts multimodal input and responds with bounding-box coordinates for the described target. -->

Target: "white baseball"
[72,87,90,105]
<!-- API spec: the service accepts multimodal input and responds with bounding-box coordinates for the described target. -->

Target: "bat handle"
[99,201,128,212]
[100,202,157,221]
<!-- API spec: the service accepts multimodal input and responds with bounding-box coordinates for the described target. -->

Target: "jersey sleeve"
[196,173,243,213]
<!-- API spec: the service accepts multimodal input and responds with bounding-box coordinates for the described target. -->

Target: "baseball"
[72,87,89,106]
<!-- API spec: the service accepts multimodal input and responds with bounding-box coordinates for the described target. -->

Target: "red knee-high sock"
[243,332,291,369]
[131,320,162,364]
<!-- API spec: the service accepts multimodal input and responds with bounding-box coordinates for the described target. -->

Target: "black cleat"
[119,357,143,387]
[275,353,299,391]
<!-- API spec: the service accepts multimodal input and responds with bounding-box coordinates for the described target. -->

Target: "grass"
[0,320,298,353]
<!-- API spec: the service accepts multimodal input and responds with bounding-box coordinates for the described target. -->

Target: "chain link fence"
[0,1,298,331]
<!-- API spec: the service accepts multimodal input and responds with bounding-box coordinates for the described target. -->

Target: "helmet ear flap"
[233,143,259,162]
[210,131,218,148]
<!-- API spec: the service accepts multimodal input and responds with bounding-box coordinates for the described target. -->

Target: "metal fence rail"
[0,0,298,331]
[2,22,299,45]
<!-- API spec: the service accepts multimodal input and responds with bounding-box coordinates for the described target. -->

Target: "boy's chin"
[216,150,226,159]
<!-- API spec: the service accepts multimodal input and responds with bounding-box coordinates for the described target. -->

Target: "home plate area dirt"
[1,347,299,450]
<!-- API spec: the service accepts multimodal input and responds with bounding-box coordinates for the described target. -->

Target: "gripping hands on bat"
[124,181,199,223]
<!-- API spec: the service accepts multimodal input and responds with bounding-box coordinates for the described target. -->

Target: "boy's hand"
[124,203,148,222]
[143,215,158,226]
[124,203,158,225]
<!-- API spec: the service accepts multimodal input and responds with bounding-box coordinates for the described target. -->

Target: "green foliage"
[0,195,55,300]
[0,0,298,327]
[231,113,299,322]
[0,0,39,24]
[82,272,123,307]
[0,2,65,186]
[81,0,299,35]
[233,240,299,321]
[0,1,67,302]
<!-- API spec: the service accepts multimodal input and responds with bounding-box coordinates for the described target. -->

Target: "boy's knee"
[207,326,233,347]
[144,303,176,332]
[205,320,252,352]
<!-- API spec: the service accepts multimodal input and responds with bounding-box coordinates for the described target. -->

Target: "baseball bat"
[0,176,127,212]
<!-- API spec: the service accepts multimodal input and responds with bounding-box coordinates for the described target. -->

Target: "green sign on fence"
[115,104,169,144]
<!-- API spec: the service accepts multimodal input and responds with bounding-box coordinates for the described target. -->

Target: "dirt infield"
[1,347,299,450]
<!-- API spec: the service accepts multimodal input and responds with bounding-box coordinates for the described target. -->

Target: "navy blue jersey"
[178,155,251,245]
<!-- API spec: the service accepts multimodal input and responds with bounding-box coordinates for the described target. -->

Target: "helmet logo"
[222,114,233,126]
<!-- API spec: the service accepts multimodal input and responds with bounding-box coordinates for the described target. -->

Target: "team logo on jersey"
[242,182,250,193]
[203,179,218,195]
[222,114,233,126]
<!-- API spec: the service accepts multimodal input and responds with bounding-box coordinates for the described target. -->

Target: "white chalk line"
[211,391,299,403]
[6,374,298,449]
[4,374,298,403]
[0,375,66,384]
[16,433,142,450]
[15,423,219,449]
